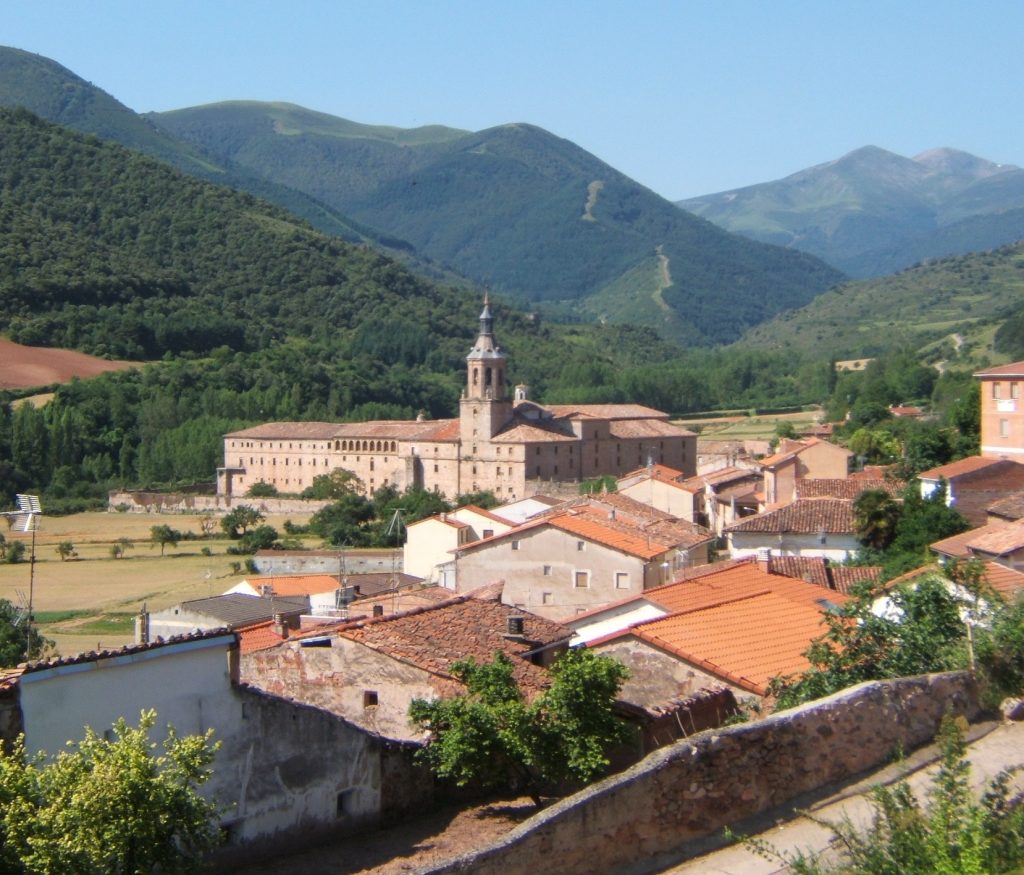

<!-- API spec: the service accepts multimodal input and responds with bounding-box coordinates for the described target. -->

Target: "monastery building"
[218,299,697,501]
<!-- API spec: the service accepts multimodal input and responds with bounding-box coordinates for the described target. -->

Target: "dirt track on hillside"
[0,337,141,389]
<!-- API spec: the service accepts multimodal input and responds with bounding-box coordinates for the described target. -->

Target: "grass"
[0,511,317,657]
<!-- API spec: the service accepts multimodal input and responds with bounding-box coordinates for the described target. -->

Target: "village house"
[760,438,853,506]
[976,360,1024,460]
[0,632,430,851]
[566,560,851,698]
[140,593,309,641]
[931,518,1024,571]
[218,298,697,502]
[403,504,516,584]
[241,589,571,741]
[919,456,1024,527]
[450,493,716,619]
[724,498,862,562]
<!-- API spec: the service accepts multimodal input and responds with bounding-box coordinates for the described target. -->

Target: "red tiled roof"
[975,361,1024,378]
[882,561,1024,601]
[609,419,694,439]
[244,574,340,596]
[610,591,831,695]
[336,594,570,695]
[226,422,341,440]
[828,565,883,593]
[795,478,904,500]
[961,520,1024,556]
[919,456,1010,480]
[988,492,1024,521]
[236,619,287,653]
[618,463,687,482]
[542,404,671,420]
[725,498,857,535]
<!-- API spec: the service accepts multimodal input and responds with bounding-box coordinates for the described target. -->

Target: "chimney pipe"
[273,612,286,637]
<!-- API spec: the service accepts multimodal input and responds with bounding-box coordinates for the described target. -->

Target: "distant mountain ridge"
[678,146,1024,277]
[149,100,843,344]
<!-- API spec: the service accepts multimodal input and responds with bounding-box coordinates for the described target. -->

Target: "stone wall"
[422,672,979,875]
[108,491,331,515]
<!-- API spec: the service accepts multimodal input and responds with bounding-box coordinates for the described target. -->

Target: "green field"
[0,511,316,657]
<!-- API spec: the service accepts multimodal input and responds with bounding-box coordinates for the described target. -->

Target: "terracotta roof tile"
[919,456,1012,481]
[236,619,288,653]
[243,574,341,596]
[625,591,831,695]
[988,491,1024,521]
[618,463,687,482]
[608,419,694,439]
[795,478,904,500]
[541,404,671,420]
[962,520,1024,556]
[336,594,570,695]
[725,498,857,535]
[226,422,341,440]
[975,361,1024,377]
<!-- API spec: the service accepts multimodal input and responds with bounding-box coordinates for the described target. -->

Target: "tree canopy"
[409,649,630,806]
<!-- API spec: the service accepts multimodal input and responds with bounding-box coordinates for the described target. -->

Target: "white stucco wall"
[728,531,859,563]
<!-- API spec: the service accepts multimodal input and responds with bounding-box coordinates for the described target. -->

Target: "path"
[654,720,1024,874]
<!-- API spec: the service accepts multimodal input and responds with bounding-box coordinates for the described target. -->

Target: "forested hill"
[0,45,409,250]
[151,102,844,344]
[0,106,487,361]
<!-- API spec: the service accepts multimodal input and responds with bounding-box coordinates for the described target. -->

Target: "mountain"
[149,101,844,345]
[0,46,419,253]
[735,240,1024,359]
[678,146,1024,277]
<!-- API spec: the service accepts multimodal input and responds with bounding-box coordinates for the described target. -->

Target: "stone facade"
[218,299,697,501]
[421,671,979,875]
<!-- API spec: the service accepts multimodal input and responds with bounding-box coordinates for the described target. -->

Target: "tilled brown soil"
[233,797,536,875]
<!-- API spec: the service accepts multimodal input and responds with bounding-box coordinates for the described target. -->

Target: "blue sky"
[6,1,1022,199]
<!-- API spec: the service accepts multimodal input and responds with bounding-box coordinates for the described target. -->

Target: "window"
[576,540,585,552]
[363,691,378,708]
[542,592,553,605]
[1001,418,1010,437]
[433,464,439,473]
[615,572,630,589]
[1014,383,1021,400]
[483,529,494,539]
[511,540,521,551]
[543,565,551,576]
[994,382,1002,399]
[574,571,590,588]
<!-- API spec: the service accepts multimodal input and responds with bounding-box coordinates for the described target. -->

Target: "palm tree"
[853,489,902,551]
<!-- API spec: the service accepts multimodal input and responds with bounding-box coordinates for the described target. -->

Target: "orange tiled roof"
[245,574,341,596]
[609,419,693,439]
[975,361,1024,378]
[617,463,687,482]
[656,559,851,612]
[725,498,857,535]
[978,561,1024,598]
[623,591,831,695]
[236,619,287,653]
[226,422,342,440]
[542,404,671,420]
[549,514,676,560]
[767,555,881,594]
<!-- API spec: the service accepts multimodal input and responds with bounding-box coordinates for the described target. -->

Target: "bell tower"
[461,294,513,442]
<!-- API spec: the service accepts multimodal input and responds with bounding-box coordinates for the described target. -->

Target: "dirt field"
[0,337,141,389]
[0,511,315,656]
[675,407,824,441]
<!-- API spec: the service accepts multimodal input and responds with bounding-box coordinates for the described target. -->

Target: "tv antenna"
[1,495,43,659]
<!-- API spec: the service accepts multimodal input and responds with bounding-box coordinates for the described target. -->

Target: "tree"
[409,649,630,806]
[149,524,181,556]
[0,598,52,667]
[0,710,221,873]
[235,524,279,554]
[109,537,134,560]
[455,490,499,509]
[308,494,374,546]
[198,512,217,537]
[300,469,365,500]
[245,481,278,498]
[4,541,25,564]
[769,576,967,709]
[853,489,902,551]
[220,505,264,539]
[55,541,77,562]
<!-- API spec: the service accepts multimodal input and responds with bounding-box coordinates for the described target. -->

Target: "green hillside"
[151,102,844,344]
[0,46,423,252]
[736,241,1024,359]
[679,146,1024,278]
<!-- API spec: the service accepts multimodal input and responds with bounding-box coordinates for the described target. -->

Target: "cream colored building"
[218,299,697,501]
[403,504,516,584]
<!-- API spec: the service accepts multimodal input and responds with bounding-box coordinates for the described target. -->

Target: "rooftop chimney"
[273,612,287,638]
[506,616,525,638]
[756,547,772,572]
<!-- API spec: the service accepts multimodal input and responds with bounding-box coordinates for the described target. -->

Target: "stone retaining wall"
[108,491,330,515]
[423,672,979,875]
